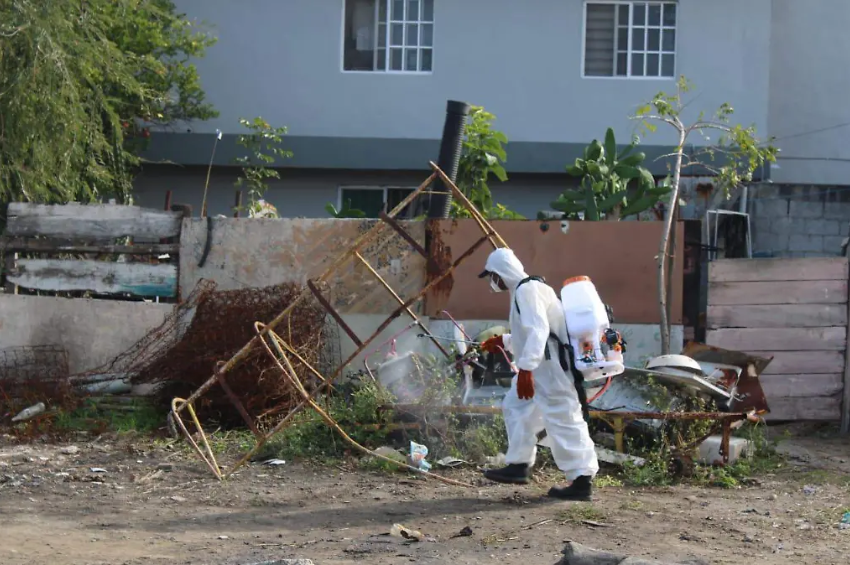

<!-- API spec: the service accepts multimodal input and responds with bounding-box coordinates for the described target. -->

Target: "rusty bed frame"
[170,162,510,479]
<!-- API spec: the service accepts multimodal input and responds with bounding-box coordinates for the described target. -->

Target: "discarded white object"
[436,456,468,468]
[90,467,107,473]
[376,351,421,403]
[645,355,732,400]
[11,402,45,422]
[263,459,286,466]
[594,446,647,467]
[391,523,424,542]
[697,435,753,466]
[560,277,625,379]
[408,441,431,472]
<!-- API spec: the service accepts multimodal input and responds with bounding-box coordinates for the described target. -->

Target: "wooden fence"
[707,257,848,423]
[2,203,182,298]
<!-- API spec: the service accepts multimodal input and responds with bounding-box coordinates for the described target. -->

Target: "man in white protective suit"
[477,248,599,501]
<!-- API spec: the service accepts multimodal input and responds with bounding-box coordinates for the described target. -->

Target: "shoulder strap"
[513,276,546,316]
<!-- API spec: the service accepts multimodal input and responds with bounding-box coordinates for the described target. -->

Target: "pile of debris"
[80,279,333,427]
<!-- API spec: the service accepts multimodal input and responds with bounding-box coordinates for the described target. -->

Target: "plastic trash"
[408,441,431,472]
[391,523,424,542]
[840,512,850,531]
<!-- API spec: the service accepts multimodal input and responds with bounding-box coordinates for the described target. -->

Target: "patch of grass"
[54,400,164,435]
[620,499,644,511]
[558,503,608,524]
[793,469,850,488]
[595,474,624,488]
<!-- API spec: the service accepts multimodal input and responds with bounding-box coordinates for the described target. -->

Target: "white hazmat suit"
[483,248,599,482]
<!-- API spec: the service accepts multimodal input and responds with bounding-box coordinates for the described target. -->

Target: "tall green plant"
[451,106,524,220]
[233,117,292,218]
[550,128,671,221]
[633,76,778,353]
[0,0,217,205]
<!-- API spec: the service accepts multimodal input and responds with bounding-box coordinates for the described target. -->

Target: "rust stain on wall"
[180,219,426,316]
[424,219,454,314]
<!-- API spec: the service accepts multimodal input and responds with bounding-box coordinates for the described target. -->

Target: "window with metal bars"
[583,1,677,78]
[343,0,434,73]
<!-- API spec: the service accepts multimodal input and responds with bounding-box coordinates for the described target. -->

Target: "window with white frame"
[338,186,416,217]
[342,0,434,73]
[583,1,677,78]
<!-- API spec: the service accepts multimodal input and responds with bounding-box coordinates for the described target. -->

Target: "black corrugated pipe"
[426,100,471,218]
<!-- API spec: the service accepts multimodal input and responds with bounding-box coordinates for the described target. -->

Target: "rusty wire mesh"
[82,278,330,428]
[0,345,73,431]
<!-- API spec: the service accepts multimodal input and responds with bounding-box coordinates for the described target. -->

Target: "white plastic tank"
[560,276,625,379]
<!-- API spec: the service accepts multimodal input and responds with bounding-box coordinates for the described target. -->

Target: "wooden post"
[842,224,850,433]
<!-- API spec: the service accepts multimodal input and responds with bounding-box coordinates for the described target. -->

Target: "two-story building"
[135,1,850,255]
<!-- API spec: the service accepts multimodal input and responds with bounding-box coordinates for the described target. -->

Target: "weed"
[620,499,644,511]
[558,503,608,524]
[594,474,624,488]
[54,400,164,435]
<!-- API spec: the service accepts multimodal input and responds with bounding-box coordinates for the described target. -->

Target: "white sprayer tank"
[560,276,625,379]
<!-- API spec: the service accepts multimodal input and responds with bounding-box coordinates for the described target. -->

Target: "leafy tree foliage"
[0,0,217,206]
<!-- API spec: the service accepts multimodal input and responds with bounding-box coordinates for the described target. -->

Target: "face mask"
[490,275,503,293]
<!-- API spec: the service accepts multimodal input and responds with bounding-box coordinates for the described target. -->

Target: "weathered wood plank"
[1,237,179,255]
[6,203,183,240]
[707,327,847,351]
[708,280,848,305]
[707,304,848,329]
[709,257,848,283]
[764,396,841,421]
[749,350,845,375]
[8,259,176,297]
[760,374,845,398]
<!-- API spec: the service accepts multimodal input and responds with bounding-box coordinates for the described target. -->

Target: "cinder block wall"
[748,183,850,258]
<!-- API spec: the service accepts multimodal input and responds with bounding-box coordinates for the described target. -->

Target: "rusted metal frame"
[378,212,427,258]
[255,322,327,383]
[171,197,408,413]
[220,232,496,478]
[213,361,261,437]
[388,404,754,422]
[306,279,363,347]
[429,161,510,249]
[174,168,504,477]
[353,251,449,358]
[326,231,495,383]
[720,420,732,464]
[173,173,438,415]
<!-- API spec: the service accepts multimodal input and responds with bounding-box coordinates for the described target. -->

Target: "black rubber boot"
[548,475,593,501]
[483,463,530,485]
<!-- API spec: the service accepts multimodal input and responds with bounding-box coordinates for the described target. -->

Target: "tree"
[232,117,292,218]
[634,76,778,353]
[451,106,524,220]
[0,0,217,206]
[550,127,672,221]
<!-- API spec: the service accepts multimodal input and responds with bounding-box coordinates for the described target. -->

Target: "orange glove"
[480,335,504,354]
[517,369,535,400]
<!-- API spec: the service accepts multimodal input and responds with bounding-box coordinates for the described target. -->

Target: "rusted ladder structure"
[170,162,509,479]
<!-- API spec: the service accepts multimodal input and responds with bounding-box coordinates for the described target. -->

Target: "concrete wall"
[172,0,770,147]
[768,1,850,185]
[179,217,427,314]
[0,295,173,374]
[749,183,850,258]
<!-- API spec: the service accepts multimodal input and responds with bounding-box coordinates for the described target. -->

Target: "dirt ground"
[0,425,848,565]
